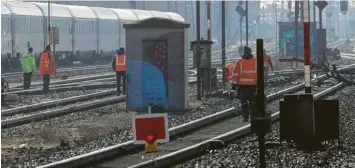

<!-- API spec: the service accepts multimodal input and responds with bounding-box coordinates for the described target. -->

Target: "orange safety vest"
[231,57,257,85]
[39,51,55,76]
[115,54,126,72]
[225,63,234,81]
[264,55,270,68]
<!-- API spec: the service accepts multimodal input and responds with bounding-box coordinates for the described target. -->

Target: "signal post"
[279,0,340,150]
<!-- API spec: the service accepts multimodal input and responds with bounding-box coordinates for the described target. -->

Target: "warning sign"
[132,113,169,144]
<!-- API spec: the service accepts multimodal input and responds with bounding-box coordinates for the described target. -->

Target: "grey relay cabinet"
[123,17,190,114]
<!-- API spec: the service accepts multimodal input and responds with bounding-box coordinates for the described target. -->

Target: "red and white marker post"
[303,0,312,93]
[132,109,169,153]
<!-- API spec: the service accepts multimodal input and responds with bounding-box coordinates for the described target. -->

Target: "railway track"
[2,44,244,78]
[34,64,355,168]
[340,52,355,60]
[2,39,344,79]
[4,42,272,92]
[1,77,202,129]
[1,75,301,168]
[1,66,320,129]
[1,69,300,129]
[175,86,355,168]
[3,44,351,128]
[130,82,349,168]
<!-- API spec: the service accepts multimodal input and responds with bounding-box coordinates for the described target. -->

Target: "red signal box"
[132,113,169,152]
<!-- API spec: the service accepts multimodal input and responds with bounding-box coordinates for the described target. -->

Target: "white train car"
[65,5,97,63]
[109,8,138,55]
[32,2,73,64]
[90,6,120,61]
[0,1,186,70]
[1,1,44,69]
[1,3,12,65]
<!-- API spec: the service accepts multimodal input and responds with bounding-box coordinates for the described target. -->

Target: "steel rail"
[36,86,292,168]
[1,78,197,129]
[2,45,242,78]
[35,65,353,168]
[340,52,355,60]
[128,82,347,168]
[5,69,198,94]
[1,89,116,117]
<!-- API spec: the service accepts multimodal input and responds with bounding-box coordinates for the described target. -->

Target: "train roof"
[1,1,186,23]
[65,4,97,19]
[131,9,155,20]
[90,7,119,20]
[110,8,138,22]
[2,1,43,16]
[32,2,72,18]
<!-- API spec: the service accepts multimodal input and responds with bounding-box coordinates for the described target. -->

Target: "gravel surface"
[0,75,303,168]
[1,88,113,110]
[1,95,117,121]
[175,86,355,168]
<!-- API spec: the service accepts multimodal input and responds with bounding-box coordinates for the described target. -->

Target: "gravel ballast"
[1,88,113,110]
[0,78,302,168]
[175,86,355,168]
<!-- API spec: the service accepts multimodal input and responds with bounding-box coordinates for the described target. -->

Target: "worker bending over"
[39,44,55,94]
[224,63,235,82]
[112,47,126,96]
[21,47,36,90]
[231,46,257,122]
[263,49,273,83]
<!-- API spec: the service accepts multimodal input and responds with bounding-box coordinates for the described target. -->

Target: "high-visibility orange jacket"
[231,57,257,85]
[113,54,126,72]
[264,55,270,68]
[39,51,55,76]
[225,63,234,81]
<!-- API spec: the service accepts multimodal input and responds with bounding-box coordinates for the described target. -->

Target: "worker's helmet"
[244,46,251,55]
[45,44,51,51]
[119,47,125,54]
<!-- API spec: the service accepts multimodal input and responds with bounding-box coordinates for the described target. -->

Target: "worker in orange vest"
[112,47,126,96]
[39,44,55,94]
[231,46,257,122]
[263,49,274,83]
[224,63,234,82]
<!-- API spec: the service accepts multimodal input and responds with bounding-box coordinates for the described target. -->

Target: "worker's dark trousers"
[23,72,33,90]
[239,85,257,120]
[43,74,50,94]
[1,82,5,105]
[264,68,269,83]
[116,71,126,95]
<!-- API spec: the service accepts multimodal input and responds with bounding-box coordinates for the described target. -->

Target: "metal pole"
[256,38,265,168]
[245,1,248,47]
[313,1,317,64]
[295,1,299,58]
[207,1,211,41]
[240,16,243,48]
[206,0,211,96]
[303,0,312,93]
[47,1,51,47]
[275,0,278,57]
[319,9,323,29]
[222,0,226,87]
[300,1,304,22]
[196,0,202,100]
[256,39,265,123]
